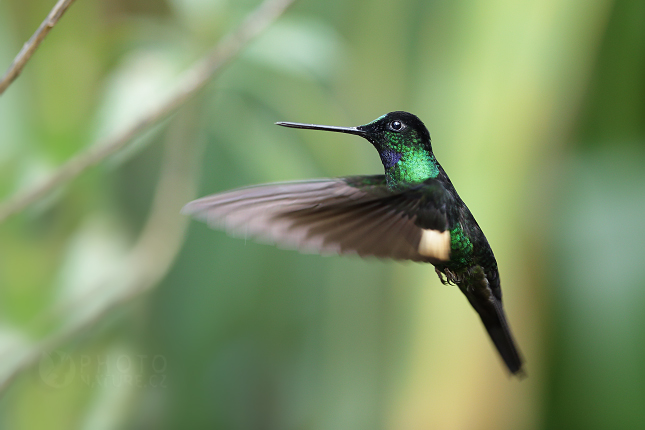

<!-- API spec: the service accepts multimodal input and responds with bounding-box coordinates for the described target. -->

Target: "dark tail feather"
[480,301,524,376]
[458,282,524,376]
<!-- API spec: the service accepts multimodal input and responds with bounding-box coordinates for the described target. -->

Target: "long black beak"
[276,121,366,136]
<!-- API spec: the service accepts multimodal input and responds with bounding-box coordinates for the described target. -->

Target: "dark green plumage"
[183,111,524,375]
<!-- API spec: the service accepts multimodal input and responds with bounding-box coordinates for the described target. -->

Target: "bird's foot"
[435,267,457,286]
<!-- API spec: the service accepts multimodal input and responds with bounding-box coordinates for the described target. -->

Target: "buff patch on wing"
[418,229,451,261]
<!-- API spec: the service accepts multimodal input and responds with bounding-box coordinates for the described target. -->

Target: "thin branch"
[0,0,297,223]
[0,0,78,95]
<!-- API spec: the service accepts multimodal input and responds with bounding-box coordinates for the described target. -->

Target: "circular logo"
[39,351,75,388]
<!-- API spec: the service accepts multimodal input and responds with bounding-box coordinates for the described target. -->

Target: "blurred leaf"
[54,216,129,309]
[242,16,346,81]
[91,50,184,166]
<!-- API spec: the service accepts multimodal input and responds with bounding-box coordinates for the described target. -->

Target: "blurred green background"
[0,0,644,428]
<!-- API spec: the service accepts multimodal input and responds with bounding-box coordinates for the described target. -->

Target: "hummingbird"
[182,111,524,375]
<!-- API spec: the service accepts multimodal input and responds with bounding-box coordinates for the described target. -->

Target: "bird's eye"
[389,120,404,131]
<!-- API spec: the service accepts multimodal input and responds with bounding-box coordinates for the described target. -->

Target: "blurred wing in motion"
[182,175,453,263]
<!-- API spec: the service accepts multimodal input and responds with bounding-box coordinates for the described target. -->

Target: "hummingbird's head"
[276,111,433,171]
[356,111,432,167]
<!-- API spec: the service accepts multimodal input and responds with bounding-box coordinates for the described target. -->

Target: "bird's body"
[183,111,524,375]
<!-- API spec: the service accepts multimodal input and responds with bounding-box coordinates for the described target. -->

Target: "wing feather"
[182,176,451,263]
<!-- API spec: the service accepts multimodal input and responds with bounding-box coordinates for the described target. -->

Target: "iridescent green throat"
[385,150,439,190]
